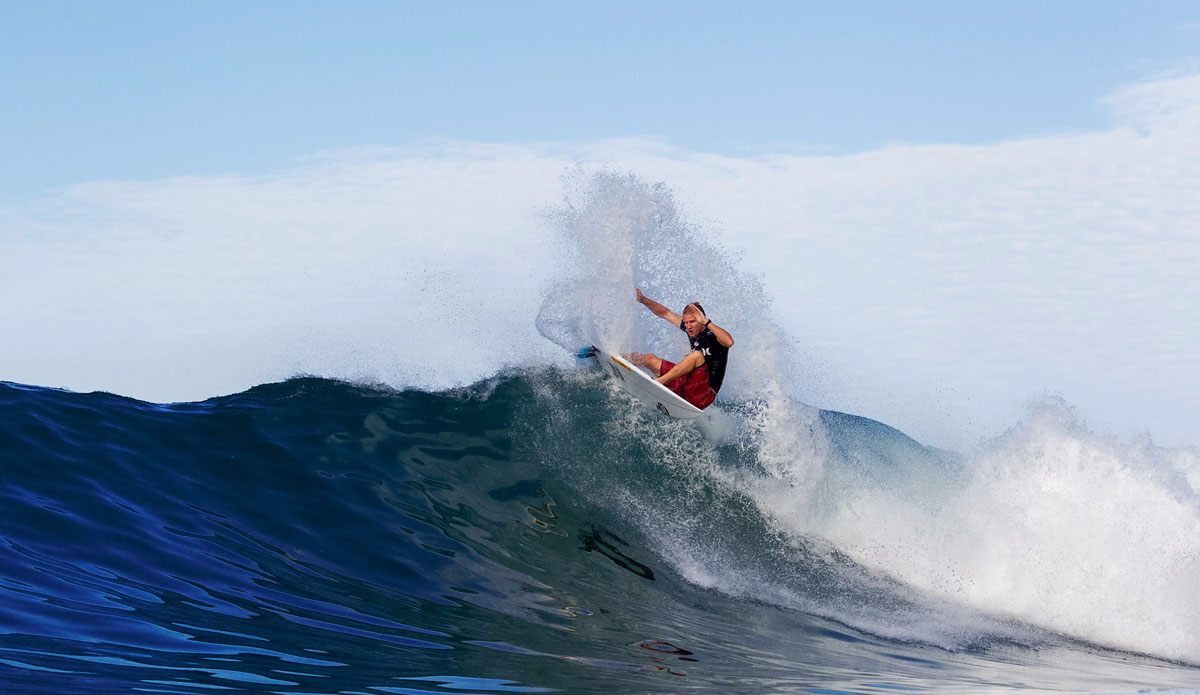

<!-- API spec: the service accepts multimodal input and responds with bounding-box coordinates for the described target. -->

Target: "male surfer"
[629,288,733,410]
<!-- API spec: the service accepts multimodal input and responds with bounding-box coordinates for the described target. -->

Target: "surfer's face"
[682,310,704,337]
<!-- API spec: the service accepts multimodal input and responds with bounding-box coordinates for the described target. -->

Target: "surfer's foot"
[627,352,664,375]
[576,346,598,359]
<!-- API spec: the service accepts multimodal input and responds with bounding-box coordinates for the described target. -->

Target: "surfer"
[629,288,733,410]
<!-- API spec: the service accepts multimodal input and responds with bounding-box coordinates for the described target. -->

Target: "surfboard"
[581,347,705,419]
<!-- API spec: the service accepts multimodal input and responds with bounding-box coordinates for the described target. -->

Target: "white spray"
[536,170,1200,665]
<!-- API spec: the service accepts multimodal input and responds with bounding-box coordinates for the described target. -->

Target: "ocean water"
[1,371,1199,694]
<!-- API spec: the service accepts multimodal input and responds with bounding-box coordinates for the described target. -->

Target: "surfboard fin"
[576,345,599,359]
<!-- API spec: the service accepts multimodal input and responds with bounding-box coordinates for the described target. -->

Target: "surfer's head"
[681,302,707,337]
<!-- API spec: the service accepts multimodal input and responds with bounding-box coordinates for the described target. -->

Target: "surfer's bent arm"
[635,288,682,325]
[705,320,734,348]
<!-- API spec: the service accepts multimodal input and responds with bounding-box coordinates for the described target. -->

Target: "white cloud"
[1101,71,1200,133]
[3,72,1199,449]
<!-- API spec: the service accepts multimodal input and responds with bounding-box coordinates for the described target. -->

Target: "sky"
[4,1,1199,196]
[2,2,1199,450]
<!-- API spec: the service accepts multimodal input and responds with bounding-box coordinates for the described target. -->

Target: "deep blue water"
[1,372,1197,694]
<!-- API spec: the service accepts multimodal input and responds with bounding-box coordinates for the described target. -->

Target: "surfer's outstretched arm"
[635,288,682,325]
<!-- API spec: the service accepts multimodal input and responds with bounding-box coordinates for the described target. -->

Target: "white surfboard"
[588,348,705,419]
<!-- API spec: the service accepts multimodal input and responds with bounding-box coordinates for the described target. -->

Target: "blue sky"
[3,1,1198,199]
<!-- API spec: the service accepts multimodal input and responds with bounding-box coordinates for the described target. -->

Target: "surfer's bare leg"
[655,350,704,384]
[627,352,664,375]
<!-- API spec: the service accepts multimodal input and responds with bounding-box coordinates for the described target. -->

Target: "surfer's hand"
[635,288,645,304]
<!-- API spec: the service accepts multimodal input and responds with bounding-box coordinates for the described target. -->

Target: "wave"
[2,372,1198,693]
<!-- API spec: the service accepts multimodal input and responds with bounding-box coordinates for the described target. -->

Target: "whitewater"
[3,170,1199,694]
[535,172,1200,663]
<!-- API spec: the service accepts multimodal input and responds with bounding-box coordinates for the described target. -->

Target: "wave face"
[2,374,1198,694]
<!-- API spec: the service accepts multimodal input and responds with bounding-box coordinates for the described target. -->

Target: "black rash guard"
[680,322,731,392]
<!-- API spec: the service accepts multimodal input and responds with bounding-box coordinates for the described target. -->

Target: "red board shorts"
[658,359,718,410]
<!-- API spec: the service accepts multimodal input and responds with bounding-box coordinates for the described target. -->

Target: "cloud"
[3,73,1199,449]
[1101,71,1200,133]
